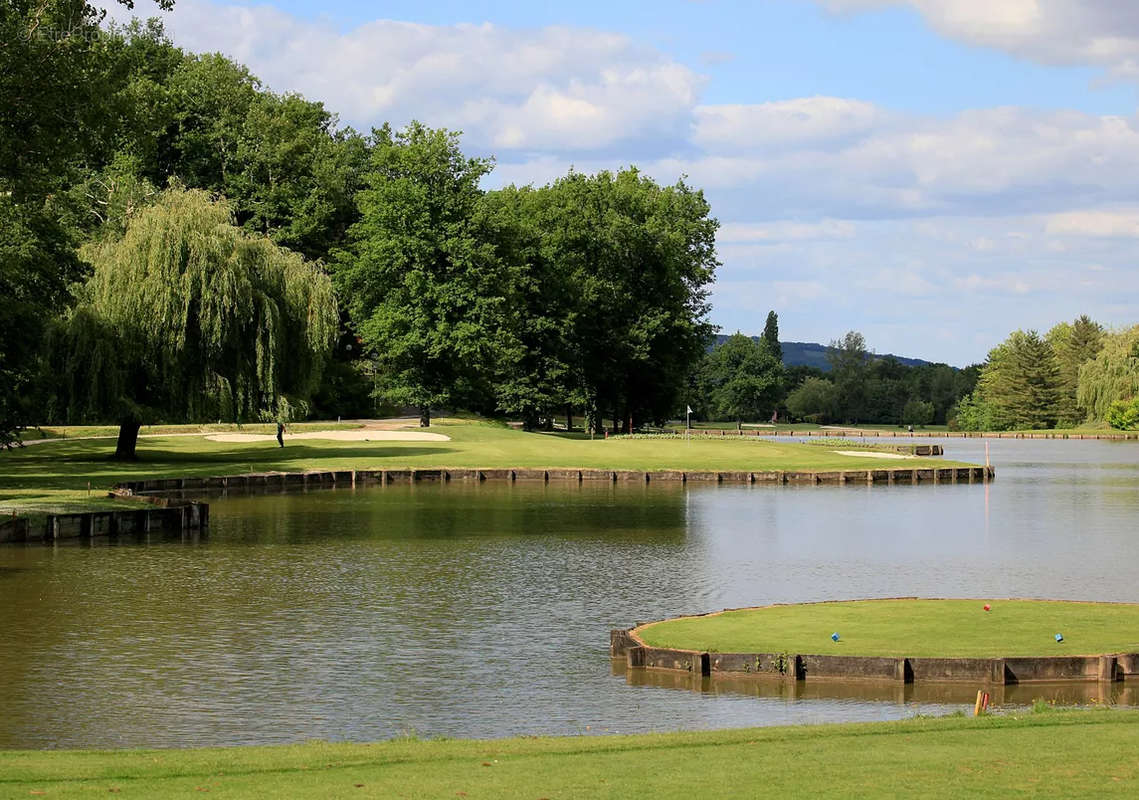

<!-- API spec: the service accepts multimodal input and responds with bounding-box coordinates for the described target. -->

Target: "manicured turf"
[0,420,967,515]
[1,712,1137,798]
[17,421,364,441]
[636,599,1139,658]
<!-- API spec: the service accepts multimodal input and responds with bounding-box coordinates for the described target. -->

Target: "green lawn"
[16,421,365,441]
[0,420,969,515]
[636,599,1139,658]
[2,711,1137,798]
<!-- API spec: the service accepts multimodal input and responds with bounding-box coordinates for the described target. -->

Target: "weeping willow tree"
[1077,325,1139,424]
[49,187,338,458]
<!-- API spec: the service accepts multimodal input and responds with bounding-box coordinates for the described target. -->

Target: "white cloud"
[717,219,857,243]
[693,97,881,151]
[1046,208,1139,237]
[107,0,703,154]
[658,105,1139,220]
[822,1,1139,77]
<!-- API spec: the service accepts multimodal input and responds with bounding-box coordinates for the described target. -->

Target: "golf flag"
[686,405,693,414]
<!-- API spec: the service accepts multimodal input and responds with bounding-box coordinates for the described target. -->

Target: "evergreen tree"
[762,310,783,364]
[1047,315,1104,425]
[976,330,1061,430]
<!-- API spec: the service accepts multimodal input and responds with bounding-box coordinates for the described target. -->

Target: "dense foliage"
[695,322,976,427]
[952,316,1132,431]
[697,332,783,423]
[49,188,339,457]
[336,131,719,429]
[3,2,1133,442]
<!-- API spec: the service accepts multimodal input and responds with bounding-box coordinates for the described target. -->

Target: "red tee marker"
[983,604,991,611]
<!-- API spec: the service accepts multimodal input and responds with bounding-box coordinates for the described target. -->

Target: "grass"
[0,419,968,516]
[636,599,1139,658]
[16,421,365,441]
[1,711,1137,798]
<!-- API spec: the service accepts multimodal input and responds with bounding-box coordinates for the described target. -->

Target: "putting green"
[635,599,1139,658]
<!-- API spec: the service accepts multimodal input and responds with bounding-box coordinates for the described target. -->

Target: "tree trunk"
[565,405,573,432]
[114,417,141,460]
[628,410,634,435]
[419,406,431,427]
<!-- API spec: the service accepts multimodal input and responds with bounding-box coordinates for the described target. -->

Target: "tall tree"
[827,330,870,422]
[699,333,783,424]
[1047,315,1104,425]
[0,0,173,446]
[49,187,338,458]
[975,330,1061,430]
[478,185,579,430]
[333,122,503,426]
[550,169,718,431]
[482,168,717,433]
[762,310,783,364]
[1077,325,1139,423]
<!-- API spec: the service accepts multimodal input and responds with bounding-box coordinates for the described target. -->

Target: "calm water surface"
[1,438,1137,749]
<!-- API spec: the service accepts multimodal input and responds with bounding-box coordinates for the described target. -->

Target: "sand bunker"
[206,430,450,443]
[833,449,910,460]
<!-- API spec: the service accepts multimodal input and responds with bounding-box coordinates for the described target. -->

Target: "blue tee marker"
[1055,633,1064,642]
[831,632,840,642]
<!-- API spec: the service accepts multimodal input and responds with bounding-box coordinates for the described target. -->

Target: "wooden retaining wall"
[679,428,1138,440]
[0,502,209,544]
[610,628,1139,686]
[114,464,994,496]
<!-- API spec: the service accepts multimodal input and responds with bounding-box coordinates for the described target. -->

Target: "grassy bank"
[0,420,968,515]
[636,599,1139,658]
[2,711,1137,798]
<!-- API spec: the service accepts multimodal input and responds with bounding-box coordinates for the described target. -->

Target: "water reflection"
[0,440,1137,749]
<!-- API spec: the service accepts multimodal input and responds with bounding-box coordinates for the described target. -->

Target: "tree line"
[1,3,717,455]
[691,324,979,428]
[954,317,1139,431]
[5,3,1135,456]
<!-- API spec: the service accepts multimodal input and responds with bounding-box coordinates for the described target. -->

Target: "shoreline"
[2,465,994,543]
[614,599,1139,686]
[673,428,1139,440]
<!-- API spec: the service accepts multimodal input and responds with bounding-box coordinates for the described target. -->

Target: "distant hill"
[713,335,934,372]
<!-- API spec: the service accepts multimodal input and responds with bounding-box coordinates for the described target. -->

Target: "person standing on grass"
[277,422,287,448]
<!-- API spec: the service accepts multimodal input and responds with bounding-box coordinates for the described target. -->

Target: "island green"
[636,599,1139,658]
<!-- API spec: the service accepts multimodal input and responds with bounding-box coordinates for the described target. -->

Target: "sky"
[102,0,1139,366]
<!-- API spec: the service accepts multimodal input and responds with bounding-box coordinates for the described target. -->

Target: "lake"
[1,438,1137,749]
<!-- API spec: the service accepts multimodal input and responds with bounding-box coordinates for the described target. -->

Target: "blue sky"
[106,0,1139,365]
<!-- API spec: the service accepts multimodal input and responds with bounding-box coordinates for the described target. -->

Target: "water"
[1,438,1137,749]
